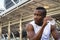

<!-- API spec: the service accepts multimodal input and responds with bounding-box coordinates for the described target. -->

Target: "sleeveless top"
[29,20,55,40]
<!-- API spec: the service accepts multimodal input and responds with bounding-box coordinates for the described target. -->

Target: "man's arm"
[51,25,60,40]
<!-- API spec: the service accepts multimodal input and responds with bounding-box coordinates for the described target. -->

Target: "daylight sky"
[0,0,5,9]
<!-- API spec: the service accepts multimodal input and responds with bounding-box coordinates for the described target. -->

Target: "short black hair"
[36,7,47,17]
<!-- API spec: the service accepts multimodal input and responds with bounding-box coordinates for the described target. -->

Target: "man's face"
[34,10,44,23]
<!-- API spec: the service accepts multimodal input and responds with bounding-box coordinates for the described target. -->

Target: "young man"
[26,7,60,40]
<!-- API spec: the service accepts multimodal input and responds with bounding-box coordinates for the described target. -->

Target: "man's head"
[34,7,47,24]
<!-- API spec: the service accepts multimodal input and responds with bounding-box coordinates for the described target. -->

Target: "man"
[26,7,60,40]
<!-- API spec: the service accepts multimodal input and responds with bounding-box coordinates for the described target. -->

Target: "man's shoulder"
[30,21,34,23]
[26,23,34,31]
[26,21,34,30]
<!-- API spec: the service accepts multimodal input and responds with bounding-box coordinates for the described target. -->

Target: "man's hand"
[42,16,53,27]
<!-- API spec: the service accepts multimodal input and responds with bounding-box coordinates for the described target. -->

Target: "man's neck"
[35,21,43,26]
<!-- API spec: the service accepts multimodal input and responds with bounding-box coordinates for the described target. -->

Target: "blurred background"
[0,0,60,40]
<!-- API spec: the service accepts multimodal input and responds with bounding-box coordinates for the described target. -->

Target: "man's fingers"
[45,16,53,21]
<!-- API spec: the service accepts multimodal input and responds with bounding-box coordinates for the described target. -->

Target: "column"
[0,23,2,39]
[19,15,22,40]
[8,21,10,40]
